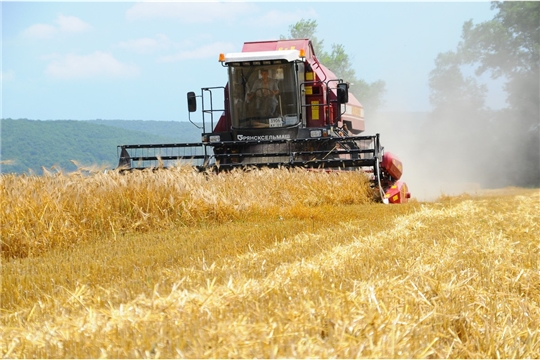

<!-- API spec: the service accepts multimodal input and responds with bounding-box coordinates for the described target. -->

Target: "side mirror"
[187,91,197,112]
[337,83,349,104]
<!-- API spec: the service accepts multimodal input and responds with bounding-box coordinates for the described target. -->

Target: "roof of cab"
[241,38,314,59]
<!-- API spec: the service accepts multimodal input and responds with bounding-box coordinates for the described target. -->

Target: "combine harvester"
[117,38,410,204]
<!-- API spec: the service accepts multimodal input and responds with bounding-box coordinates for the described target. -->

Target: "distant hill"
[0,119,202,174]
[87,119,202,143]
[1,114,427,175]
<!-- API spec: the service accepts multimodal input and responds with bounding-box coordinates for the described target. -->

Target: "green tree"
[429,1,539,187]
[282,19,324,56]
[460,2,539,187]
[281,19,387,115]
[429,51,487,111]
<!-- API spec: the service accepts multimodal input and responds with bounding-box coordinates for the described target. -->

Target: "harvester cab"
[117,38,411,204]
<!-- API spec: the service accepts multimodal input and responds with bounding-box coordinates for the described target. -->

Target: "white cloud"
[117,34,173,54]
[55,14,92,33]
[2,70,15,82]
[126,2,257,23]
[45,52,140,80]
[22,23,58,39]
[22,14,91,40]
[158,42,236,63]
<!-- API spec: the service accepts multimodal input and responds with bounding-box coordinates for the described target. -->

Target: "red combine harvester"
[117,38,410,204]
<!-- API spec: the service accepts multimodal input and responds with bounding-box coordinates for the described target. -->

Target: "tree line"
[428,1,539,187]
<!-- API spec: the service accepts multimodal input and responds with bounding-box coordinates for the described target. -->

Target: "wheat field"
[1,166,539,358]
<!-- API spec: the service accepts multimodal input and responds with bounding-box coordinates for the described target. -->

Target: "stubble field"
[1,166,539,358]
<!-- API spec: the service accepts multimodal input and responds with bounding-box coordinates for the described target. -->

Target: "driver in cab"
[246,68,279,116]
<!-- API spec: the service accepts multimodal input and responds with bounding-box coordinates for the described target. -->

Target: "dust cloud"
[368,111,501,202]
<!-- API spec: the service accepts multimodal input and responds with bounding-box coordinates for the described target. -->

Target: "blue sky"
[2,1,499,121]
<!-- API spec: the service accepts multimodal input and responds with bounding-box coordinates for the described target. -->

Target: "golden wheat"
[1,166,374,259]
[1,166,538,358]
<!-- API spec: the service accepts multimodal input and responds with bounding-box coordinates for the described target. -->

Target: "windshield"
[228,63,299,129]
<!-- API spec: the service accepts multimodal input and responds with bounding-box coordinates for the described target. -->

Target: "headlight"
[310,130,322,138]
[209,135,221,143]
